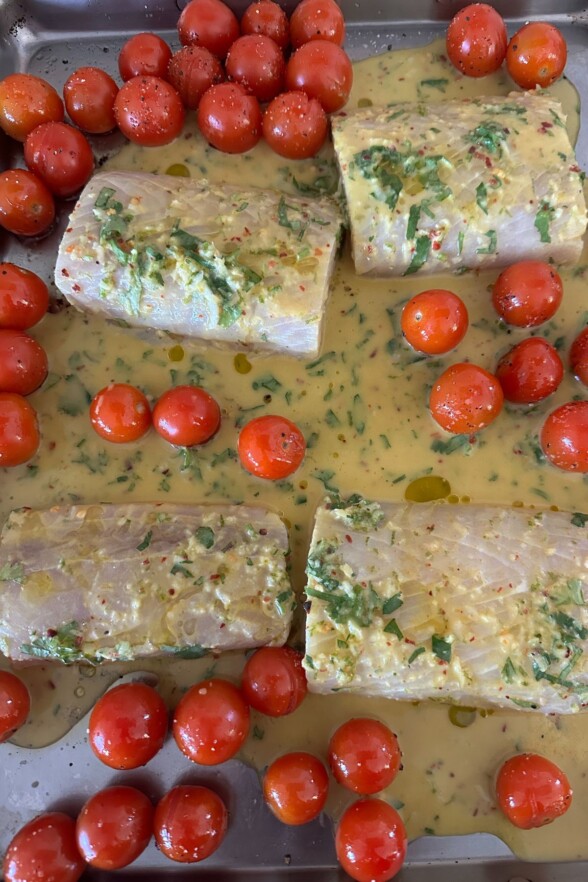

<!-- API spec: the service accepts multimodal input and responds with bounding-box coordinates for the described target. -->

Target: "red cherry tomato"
[3,813,84,882]
[0,73,64,142]
[0,670,30,742]
[0,263,49,330]
[178,0,240,58]
[0,393,40,467]
[506,22,567,89]
[63,67,119,134]
[173,678,250,765]
[0,329,48,396]
[492,261,563,328]
[153,384,221,447]
[540,401,588,473]
[167,45,224,110]
[401,289,468,356]
[336,798,407,882]
[114,76,185,147]
[329,718,402,795]
[570,327,588,387]
[24,122,94,199]
[88,682,168,770]
[154,785,228,863]
[429,363,504,434]
[495,337,563,404]
[90,383,151,443]
[119,32,172,81]
[285,40,352,113]
[226,34,285,103]
[241,0,289,51]
[197,82,262,153]
[262,90,328,159]
[242,646,307,716]
[0,169,55,238]
[238,413,306,479]
[290,0,345,49]
[76,785,153,869]
[446,3,508,77]
[496,753,572,829]
[263,752,329,825]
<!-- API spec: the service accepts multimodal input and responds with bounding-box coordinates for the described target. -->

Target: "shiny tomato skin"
[496,753,572,829]
[76,785,153,869]
[114,76,185,147]
[241,0,289,50]
[401,288,468,355]
[429,362,503,434]
[88,682,168,770]
[238,413,306,479]
[119,32,172,81]
[540,401,588,473]
[0,169,55,238]
[336,798,407,882]
[329,718,402,795]
[495,337,563,404]
[506,22,567,89]
[263,90,327,159]
[570,327,588,386]
[285,40,352,113]
[167,45,224,110]
[0,73,64,142]
[0,329,48,396]
[0,393,40,467]
[154,785,228,863]
[492,261,563,328]
[178,0,240,58]
[197,82,262,153]
[290,0,345,49]
[0,670,30,742]
[263,752,329,825]
[0,263,49,330]
[226,34,285,103]
[24,122,94,199]
[153,384,221,447]
[90,383,151,443]
[242,646,307,716]
[173,678,250,766]
[63,67,119,134]
[446,3,508,77]
[3,812,84,882]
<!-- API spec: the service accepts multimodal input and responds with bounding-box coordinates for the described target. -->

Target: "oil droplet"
[447,494,459,504]
[460,495,470,503]
[449,706,477,728]
[80,666,96,678]
[168,344,184,362]
[234,352,252,374]
[299,480,308,489]
[405,475,451,502]
[74,686,85,698]
[358,97,373,107]
[166,163,190,177]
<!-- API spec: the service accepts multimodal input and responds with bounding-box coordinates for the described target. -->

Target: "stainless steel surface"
[2,1,588,878]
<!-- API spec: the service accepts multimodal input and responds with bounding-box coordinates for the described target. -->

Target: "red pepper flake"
[72,283,81,293]
[345,534,353,543]
[61,268,70,277]
[432,241,441,251]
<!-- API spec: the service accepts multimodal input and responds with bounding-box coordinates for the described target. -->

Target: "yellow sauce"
[1,39,587,862]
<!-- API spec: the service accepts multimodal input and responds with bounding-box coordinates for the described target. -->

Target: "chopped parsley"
[136,530,153,552]
[0,561,25,582]
[195,526,215,549]
[432,634,452,662]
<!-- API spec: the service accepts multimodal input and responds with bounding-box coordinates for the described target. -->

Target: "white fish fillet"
[304,497,588,713]
[54,171,343,358]
[332,92,587,276]
[0,503,293,663]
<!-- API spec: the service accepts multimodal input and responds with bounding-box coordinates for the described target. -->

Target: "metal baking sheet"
[2,1,588,879]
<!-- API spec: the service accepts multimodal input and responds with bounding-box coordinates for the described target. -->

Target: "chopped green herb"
[476,182,488,214]
[432,634,452,662]
[571,512,588,528]
[136,530,153,552]
[535,203,555,244]
[407,203,421,239]
[277,196,309,240]
[457,230,465,256]
[94,186,115,209]
[21,621,86,664]
[252,374,282,393]
[420,78,449,91]
[431,434,472,455]
[477,229,497,254]
[171,562,194,578]
[253,724,265,740]
[0,561,25,582]
[465,121,507,156]
[384,618,404,639]
[502,657,517,683]
[404,235,431,275]
[383,594,403,615]
[162,644,207,659]
[195,526,215,549]
[312,469,339,493]
[408,646,426,665]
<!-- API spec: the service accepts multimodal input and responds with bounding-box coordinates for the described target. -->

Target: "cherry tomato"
[88,682,168,770]
[496,753,572,829]
[506,22,567,90]
[3,813,84,882]
[0,169,55,238]
[63,67,119,134]
[496,337,563,405]
[178,0,240,58]
[24,122,94,199]
[540,401,588,473]
[429,363,503,434]
[329,718,402,795]
[242,646,307,716]
[290,0,345,49]
[90,383,151,443]
[0,393,40,467]
[492,261,563,328]
[119,32,172,81]
[173,678,250,765]
[153,384,221,446]
[262,90,327,159]
[238,413,306,479]
[446,3,508,78]
[114,76,185,147]
[167,45,224,110]
[241,0,289,51]
[570,327,588,387]
[0,329,48,396]
[336,798,407,882]
[401,288,468,356]
[0,263,49,329]
[263,752,329,825]
[286,40,352,113]
[76,785,153,869]
[197,82,262,153]
[226,34,285,103]
[0,670,30,742]
[154,785,228,863]
[0,73,64,142]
